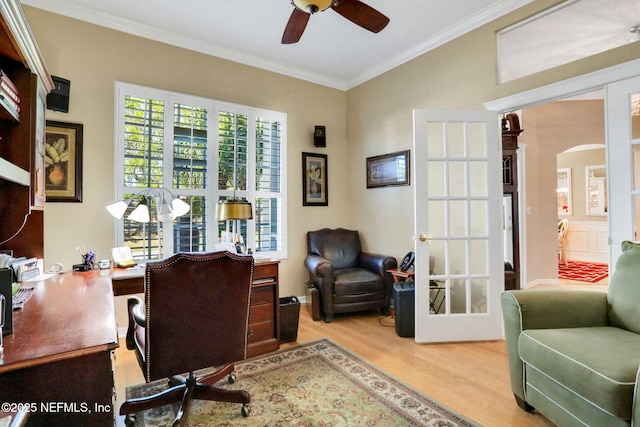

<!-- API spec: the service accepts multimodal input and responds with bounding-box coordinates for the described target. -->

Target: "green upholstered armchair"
[501,241,640,427]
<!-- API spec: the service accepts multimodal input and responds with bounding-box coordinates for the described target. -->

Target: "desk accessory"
[12,286,34,310]
[112,246,136,268]
[75,246,95,270]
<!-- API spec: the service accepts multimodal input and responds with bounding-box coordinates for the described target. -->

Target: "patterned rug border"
[558,260,608,283]
[127,338,477,426]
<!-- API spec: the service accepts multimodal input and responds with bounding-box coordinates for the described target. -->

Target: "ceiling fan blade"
[331,0,389,33]
[282,8,311,44]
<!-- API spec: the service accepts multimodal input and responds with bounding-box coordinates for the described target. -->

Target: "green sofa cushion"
[519,326,640,420]
[609,241,640,334]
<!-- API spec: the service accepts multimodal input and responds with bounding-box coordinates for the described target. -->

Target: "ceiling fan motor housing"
[291,0,335,14]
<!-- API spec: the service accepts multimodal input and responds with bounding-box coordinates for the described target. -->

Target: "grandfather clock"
[502,113,522,290]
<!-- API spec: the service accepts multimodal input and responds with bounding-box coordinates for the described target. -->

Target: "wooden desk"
[0,270,118,426]
[110,259,281,357]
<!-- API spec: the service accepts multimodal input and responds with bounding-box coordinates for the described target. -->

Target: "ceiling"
[21,0,533,90]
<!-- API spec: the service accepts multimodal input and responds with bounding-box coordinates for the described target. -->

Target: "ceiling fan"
[282,0,390,44]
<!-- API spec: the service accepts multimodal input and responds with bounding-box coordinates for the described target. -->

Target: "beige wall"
[25,7,350,324]
[23,0,640,325]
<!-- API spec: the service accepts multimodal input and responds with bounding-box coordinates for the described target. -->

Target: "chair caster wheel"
[228,373,237,383]
[241,404,251,417]
[124,414,137,426]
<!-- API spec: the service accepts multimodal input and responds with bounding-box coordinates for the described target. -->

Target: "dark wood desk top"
[109,259,280,296]
[0,270,118,373]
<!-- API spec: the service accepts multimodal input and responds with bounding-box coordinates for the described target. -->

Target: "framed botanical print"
[302,152,328,206]
[45,121,83,202]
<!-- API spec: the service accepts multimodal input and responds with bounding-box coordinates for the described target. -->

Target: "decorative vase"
[48,165,65,185]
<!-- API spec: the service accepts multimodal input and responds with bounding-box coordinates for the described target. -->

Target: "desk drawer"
[253,263,278,281]
[248,320,274,343]
[250,303,273,323]
[251,285,273,305]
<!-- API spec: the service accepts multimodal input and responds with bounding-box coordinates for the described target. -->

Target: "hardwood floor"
[112,304,555,426]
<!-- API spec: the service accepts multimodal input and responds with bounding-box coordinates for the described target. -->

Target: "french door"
[606,75,640,270]
[413,110,503,342]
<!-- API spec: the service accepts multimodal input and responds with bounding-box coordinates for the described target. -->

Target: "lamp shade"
[171,197,191,217]
[292,0,333,13]
[128,197,150,223]
[157,202,174,222]
[106,200,128,220]
[217,199,253,221]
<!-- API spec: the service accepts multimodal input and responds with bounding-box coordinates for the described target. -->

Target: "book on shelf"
[0,80,19,103]
[0,93,20,120]
[0,69,19,99]
[0,90,20,113]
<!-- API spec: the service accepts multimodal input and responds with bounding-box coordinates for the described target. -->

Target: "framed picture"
[302,152,328,206]
[366,150,410,188]
[557,168,571,216]
[45,121,83,202]
[586,165,607,216]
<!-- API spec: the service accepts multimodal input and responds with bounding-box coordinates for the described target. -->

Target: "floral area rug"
[125,338,476,426]
[558,260,609,283]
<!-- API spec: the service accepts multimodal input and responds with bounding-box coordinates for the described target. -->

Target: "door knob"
[419,234,431,242]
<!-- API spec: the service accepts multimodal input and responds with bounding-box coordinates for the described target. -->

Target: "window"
[114,82,287,260]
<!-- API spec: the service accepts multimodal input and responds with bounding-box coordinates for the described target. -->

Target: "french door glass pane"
[427,200,446,236]
[449,200,466,237]
[449,161,466,197]
[468,123,487,157]
[447,122,465,157]
[470,279,488,314]
[426,122,445,156]
[428,161,445,196]
[450,240,467,276]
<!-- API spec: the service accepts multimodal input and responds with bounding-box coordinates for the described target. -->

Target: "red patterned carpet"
[559,260,609,283]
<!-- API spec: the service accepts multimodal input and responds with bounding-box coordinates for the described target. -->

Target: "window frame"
[113,81,287,260]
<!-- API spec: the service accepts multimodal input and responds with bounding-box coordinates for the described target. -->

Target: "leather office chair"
[305,228,397,322]
[119,251,254,426]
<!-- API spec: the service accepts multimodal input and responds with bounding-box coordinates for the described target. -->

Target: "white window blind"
[114,82,287,260]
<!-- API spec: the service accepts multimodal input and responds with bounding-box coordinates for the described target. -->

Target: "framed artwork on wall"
[366,150,410,188]
[557,167,571,216]
[45,121,83,202]
[586,164,607,216]
[302,152,328,206]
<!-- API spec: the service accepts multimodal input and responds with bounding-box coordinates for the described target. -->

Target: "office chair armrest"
[125,296,146,350]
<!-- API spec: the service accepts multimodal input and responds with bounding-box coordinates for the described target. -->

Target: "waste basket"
[392,281,415,337]
[279,296,300,343]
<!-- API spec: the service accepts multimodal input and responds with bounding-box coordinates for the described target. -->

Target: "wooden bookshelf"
[0,0,53,259]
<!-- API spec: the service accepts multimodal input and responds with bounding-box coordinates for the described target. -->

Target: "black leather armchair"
[305,228,397,322]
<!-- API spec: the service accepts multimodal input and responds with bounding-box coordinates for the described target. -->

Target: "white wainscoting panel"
[565,220,608,263]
